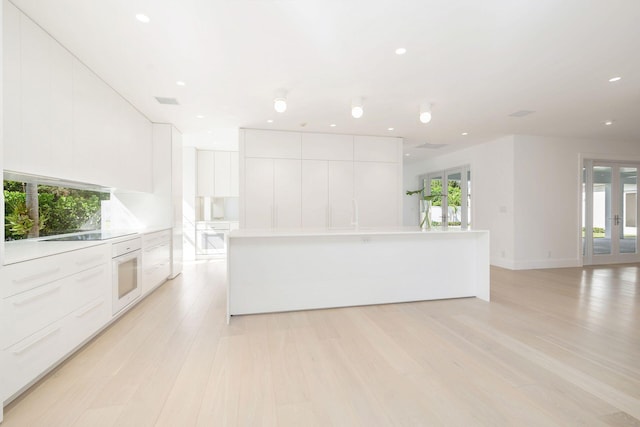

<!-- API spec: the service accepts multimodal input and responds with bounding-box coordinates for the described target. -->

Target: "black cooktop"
[44,231,136,241]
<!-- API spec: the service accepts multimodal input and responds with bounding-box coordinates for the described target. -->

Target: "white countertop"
[229,226,488,239]
[3,227,171,265]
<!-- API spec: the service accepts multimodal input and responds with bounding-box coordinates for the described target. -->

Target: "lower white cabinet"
[1,246,111,403]
[142,230,172,295]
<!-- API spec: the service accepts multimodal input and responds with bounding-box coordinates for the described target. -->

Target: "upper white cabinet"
[354,136,402,163]
[214,151,232,196]
[2,4,153,192]
[244,130,301,159]
[240,129,402,229]
[197,151,215,197]
[301,133,353,161]
[196,150,239,197]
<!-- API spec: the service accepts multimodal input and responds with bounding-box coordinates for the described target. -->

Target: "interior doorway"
[583,160,639,265]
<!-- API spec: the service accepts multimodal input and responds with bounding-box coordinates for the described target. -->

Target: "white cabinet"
[197,151,215,196]
[197,150,239,197]
[301,161,329,228]
[244,158,301,228]
[214,151,232,196]
[244,158,274,229]
[354,162,400,227]
[328,161,355,228]
[301,133,353,161]
[1,245,111,402]
[142,230,172,295]
[2,4,152,191]
[241,130,401,229]
[274,159,302,228]
[245,129,301,159]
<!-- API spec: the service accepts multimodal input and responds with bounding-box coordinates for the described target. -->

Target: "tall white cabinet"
[196,150,239,198]
[240,129,402,229]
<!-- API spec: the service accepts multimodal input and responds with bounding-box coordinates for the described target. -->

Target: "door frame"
[419,165,471,230]
[583,159,640,265]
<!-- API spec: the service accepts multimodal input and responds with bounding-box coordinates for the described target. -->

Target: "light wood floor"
[3,261,640,426]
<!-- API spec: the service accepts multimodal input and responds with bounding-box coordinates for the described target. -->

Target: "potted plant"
[406,188,440,230]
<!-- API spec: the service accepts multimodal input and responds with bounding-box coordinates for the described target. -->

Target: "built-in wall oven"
[112,237,142,314]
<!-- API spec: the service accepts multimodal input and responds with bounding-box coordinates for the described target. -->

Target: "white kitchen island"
[227,227,489,318]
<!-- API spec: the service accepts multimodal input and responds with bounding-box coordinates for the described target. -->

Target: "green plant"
[5,197,34,238]
[406,188,442,228]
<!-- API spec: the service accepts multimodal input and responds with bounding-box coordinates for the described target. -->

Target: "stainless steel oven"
[112,237,142,314]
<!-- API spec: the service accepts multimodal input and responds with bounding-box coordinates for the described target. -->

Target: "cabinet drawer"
[63,264,109,314]
[1,321,66,401]
[65,297,109,351]
[2,244,109,298]
[143,230,171,248]
[1,280,65,350]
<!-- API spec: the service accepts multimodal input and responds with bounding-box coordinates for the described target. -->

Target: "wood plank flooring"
[2,261,639,426]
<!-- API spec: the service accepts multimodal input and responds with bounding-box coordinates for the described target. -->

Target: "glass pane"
[447,171,462,229]
[593,166,612,255]
[620,167,637,254]
[425,176,442,226]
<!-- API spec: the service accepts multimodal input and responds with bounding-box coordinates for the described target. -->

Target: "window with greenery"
[4,180,110,241]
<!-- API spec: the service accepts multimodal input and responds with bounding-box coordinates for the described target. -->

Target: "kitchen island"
[227,227,489,318]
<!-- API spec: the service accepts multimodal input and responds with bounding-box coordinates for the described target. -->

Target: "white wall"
[512,135,640,269]
[404,136,516,268]
[405,134,640,269]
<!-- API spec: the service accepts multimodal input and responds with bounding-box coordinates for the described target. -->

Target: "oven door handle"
[113,249,142,264]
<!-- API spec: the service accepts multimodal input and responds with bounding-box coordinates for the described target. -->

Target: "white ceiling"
[10,0,640,158]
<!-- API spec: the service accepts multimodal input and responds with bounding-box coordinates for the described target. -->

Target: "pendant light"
[274,97,287,113]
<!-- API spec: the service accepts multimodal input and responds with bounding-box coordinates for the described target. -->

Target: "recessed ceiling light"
[196,114,204,119]
[207,130,213,134]
[608,76,622,82]
[330,124,336,127]
[405,153,411,156]
[461,132,468,136]
[604,120,613,126]
[388,127,394,131]
[267,119,274,123]
[395,47,407,55]
[135,13,150,23]
[176,81,186,86]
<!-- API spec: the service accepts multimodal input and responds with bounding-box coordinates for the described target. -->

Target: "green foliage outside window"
[4,181,110,241]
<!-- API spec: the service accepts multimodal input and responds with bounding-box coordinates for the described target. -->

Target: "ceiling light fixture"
[419,103,432,124]
[267,119,273,123]
[196,114,204,119]
[351,98,364,119]
[135,13,150,23]
[388,127,394,131]
[605,120,613,126]
[461,132,468,136]
[405,153,411,157]
[395,47,407,55]
[273,90,287,113]
[330,124,336,127]
[176,81,186,86]
[608,76,622,82]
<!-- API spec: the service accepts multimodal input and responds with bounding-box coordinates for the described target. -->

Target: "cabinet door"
[214,151,231,196]
[244,158,274,228]
[301,133,353,161]
[48,41,74,178]
[230,152,240,197]
[301,160,328,228]
[354,162,400,227]
[244,130,301,159]
[328,161,354,228]
[274,159,302,228]
[197,151,215,196]
[3,2,22,172]
[20,14,52,176]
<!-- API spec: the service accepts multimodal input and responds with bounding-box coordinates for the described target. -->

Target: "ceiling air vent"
[415,142,447,149]
[508,110,535,117]
[155,97,179,105]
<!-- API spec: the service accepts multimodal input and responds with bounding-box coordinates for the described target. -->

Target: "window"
[4,175,110,241]
[420,165,471,229]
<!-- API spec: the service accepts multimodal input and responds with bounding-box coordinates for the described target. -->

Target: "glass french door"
[583,160,639,265]
[422,166,471,229]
